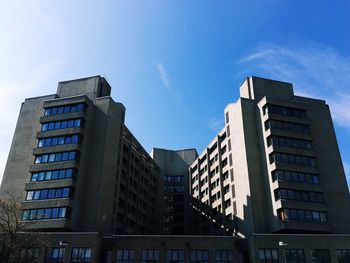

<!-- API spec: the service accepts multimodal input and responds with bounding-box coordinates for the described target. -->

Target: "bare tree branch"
[0,194,49,263]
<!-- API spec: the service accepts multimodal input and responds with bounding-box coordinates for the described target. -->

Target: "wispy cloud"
[157,63,171,90]
[206,117,224,133]
[238,43,350,129]
[238,49,276,64]
[156,63,181,102]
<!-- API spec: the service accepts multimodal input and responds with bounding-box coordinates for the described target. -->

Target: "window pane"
[77,104,84,111]
[62,188,70,198]
[54,122,61,129]
[22,210,29,220]
[41,189,48,199]
[26,191,34,200]
[33,191,40,200]
[65,136,72,144]
[72,135,79,143]
[59,170,66,179]
[35,157,42,164]
[45,109,51,116]
[85,248,92,258]
[55,153,62,162]
[68,120,74,127]
[48,154,55,162]
[74,119,81,127]
[45,171,52,180]
[50,208,58,218]
[55,189,63,198]
[69,152,76,160]
[44,208,51,219]
[66,169,73,178]
[52,137,58,145]
[59,207,66,218]
[259,250,265,260]
[58,137,65,144]
[37,172,44,181]
[62,152,69,161]
[61,121,67,129]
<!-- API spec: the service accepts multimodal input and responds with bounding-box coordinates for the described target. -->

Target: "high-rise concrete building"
[1,75,350,263]
[190,76,350,238]
[0,76,160,235]
[151,148,198,234]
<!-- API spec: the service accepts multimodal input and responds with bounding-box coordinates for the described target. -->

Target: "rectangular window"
[34,151,78,164]
[263,104,306,119]
[22,207,69,221]
[166,249,184,263]
[258,249,278,263]
[311,249,331,263]
[285,249,305,263]
[71,247,92,262]
[336,249,350,263]
[20,247,39,259]
[215,250,234,263]
[269,153,315,167]
[191,250,208,263]
[37,134,81,148]
[271,170,319,185]
[116,249,135,263]
[44,103,86,116]
[164,175,184,183]
[265,120,310,134]
[278,209,327,223]
[41,119,83,132]
[141,249,160,263]
[31,169,74,182]
[267,136,312,150]
[274,188,323,203]
[26,187,71,201]
[48,247,65,261]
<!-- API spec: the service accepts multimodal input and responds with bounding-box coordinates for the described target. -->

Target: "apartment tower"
[0,76,160,235]
[190,76,350,238]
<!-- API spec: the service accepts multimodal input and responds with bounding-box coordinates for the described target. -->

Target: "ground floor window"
[71,247,92,262]
[46,247,65,263]
[216,250,234,263]
[258,249,278,263]
[311,249,331,263]
[116,249,135,263]
[20,247,39,260]
[190,250,209,263]
[166,249,184,263]
[285,249,305,263]
[336,249,350,263]
[141,249,160,262]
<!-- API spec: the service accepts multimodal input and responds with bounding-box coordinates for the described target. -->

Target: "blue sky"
[0,0,349,187]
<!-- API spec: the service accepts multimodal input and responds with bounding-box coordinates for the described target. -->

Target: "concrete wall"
[0,95,55,199]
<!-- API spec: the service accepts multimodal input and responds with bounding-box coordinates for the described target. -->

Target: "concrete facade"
[0,76,160,235]
[151,148,198,234]
[1,75,350,263]
[190,76,350,237]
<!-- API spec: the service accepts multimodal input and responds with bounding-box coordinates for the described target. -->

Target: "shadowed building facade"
[151,148,198,234]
